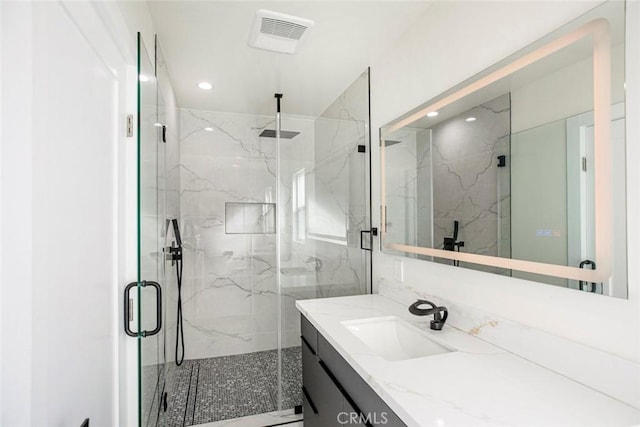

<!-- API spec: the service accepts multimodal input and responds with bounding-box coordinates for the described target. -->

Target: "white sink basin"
[342,316,453,361]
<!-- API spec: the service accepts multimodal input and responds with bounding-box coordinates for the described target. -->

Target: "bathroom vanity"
[301,315,406,427]
[297,295,640,426]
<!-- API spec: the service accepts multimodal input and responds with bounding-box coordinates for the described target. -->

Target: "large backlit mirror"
[380,1,627,298]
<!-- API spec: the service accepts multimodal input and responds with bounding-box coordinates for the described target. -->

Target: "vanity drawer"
[318,333,406,427]
[301,314,318,354]
[302,337,320,399]
[302,334,342,427]
[302,387,320,427]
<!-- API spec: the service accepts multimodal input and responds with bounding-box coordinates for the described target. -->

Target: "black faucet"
[408,300,448,330]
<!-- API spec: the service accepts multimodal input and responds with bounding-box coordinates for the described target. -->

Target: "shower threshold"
[191,408,302,427]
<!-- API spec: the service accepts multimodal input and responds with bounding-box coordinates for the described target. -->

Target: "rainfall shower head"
[259,129,300,139]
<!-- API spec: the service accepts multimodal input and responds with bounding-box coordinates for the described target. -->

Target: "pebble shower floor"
[143,347,302,427]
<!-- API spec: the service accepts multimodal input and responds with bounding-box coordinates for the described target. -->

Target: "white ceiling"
[148,1,433,117]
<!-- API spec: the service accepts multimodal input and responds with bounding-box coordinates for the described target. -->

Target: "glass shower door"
[276,69,372,413]
[137,33,167,427]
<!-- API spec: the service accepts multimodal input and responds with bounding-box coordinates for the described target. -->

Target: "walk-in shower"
[131,33,372,426]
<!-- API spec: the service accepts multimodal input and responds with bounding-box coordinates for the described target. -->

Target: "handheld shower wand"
[166,219,184,366]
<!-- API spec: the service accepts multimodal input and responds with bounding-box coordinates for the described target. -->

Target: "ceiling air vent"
[249,10,314,54]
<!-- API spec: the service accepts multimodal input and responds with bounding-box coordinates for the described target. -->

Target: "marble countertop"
[296,294,640,427]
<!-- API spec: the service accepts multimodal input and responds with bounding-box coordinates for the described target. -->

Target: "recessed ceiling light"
[232,164,239,167]
[465,117,477,122]
[427,111,438,118]
[198,81,213,90]
[204,127,214,132]
[139,74,149,82]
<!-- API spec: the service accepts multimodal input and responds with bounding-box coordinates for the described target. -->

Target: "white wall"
[384,131,418,247]
[115,1,157,63]
[371,0,640,362]
[511,44,625,133]
[0,1,3,418]
[1,1,135,425]
[1,3,34,425]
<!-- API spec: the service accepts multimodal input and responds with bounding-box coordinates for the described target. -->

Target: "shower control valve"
[164,244,182,264]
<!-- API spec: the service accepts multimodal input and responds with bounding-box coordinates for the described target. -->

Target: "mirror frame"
[380,18,614,283]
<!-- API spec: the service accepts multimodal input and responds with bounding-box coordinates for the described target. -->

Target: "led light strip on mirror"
[380,17,613,284]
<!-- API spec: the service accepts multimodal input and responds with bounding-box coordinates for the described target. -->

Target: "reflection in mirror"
[381,1,627,298]
[384,93,512,273]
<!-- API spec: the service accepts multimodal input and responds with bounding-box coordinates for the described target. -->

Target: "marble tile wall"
[139,77,183,370]
[496,135,511,261]
[273,114,318,350]
[178,108,315,359]
[415,129,433,250]
[139,43,182,427]
[310,70,371,297]
[137,44,182,371]
[175,70,370,360]
[383,130,418,247]
[164,98,181,366]
[139,99,165,368]
[384,126,434,252]
[277,70,372,349]
[430,94,511,272]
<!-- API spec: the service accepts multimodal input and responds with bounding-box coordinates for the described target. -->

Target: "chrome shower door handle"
[123,281,162,338]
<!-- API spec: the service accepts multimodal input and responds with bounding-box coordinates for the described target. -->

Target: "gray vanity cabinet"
[301,315,406,427]
[302,339,343,427]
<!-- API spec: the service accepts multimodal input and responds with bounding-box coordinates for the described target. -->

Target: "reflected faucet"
[305,256,322,271]
[409,299,448,331]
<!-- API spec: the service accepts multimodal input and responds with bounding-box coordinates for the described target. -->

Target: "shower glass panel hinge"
[582,156,587,172]
[126,115,134,138]
[358,144,366,153]
[162,125,167,143]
